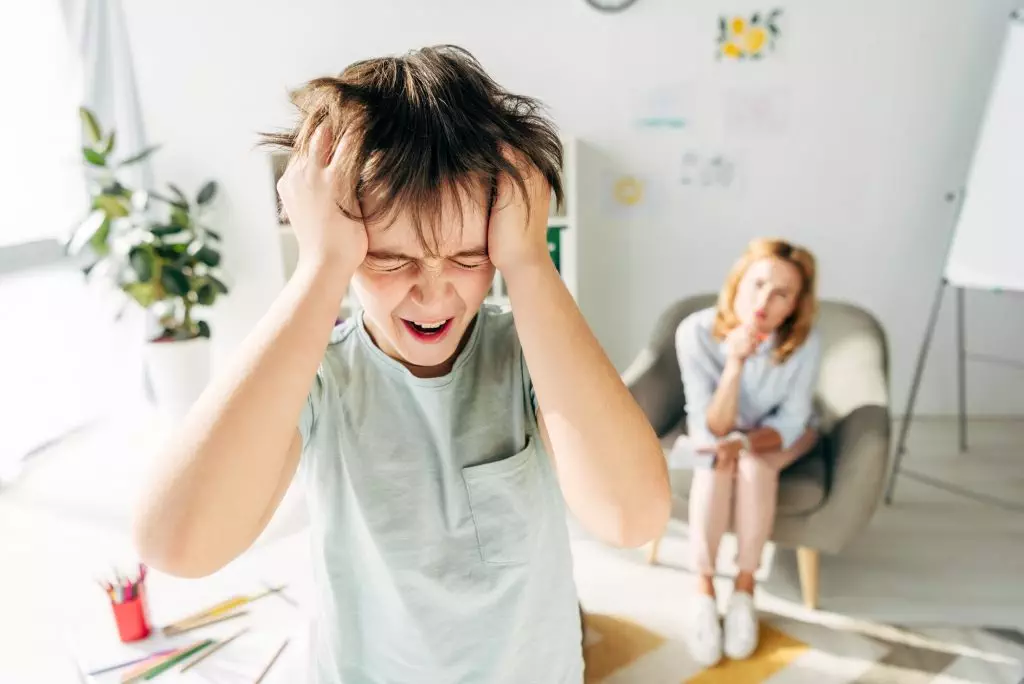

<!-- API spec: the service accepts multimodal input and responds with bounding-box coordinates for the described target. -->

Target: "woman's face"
[733,256,804,335]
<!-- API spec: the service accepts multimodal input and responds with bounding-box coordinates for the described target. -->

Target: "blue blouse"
[675,307,821,450]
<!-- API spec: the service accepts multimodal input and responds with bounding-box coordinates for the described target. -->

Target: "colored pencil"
[141,641,213,681]
[163,609,248,636]
[100,564,147,604]
[125,640,212,682]
[165,585,286,630]
[119,651,178,683]
[179,627,249,672]
[86,649,175,677]
[253,638,289,684]
[264,582,299,608]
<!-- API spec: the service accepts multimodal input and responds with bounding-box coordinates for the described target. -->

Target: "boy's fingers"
[297,125,327,183]
[326,126,355,174]
[494,143,544,202]
[327,127,363,218]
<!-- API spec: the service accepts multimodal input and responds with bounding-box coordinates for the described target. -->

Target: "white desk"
[0,412,314,683]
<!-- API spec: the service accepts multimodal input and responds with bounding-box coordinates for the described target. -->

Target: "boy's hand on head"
[277,124,367,276]
[486,149,552,279]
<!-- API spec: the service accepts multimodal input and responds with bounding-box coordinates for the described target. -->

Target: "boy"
[134,45,670,683]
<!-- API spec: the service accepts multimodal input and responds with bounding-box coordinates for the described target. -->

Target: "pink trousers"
[688,430,817,575]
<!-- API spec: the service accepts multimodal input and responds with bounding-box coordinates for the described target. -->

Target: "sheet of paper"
[667,436,716,470]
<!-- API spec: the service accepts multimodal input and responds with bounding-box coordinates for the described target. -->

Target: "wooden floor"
[643,416,1024,629]
[807,416,1024,628]
[1,415,1022,683]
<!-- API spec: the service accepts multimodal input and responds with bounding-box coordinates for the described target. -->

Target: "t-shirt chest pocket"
[461,438,544,566]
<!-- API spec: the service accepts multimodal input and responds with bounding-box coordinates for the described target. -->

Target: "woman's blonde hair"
[713,238,818,364]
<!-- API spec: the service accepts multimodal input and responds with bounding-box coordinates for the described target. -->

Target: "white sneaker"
[688,593,722,667]
[723,591,759,660]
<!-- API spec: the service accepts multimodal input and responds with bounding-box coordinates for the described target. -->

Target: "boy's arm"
[505,261,671,548]
[134,264,351,577]
[134,126,365,577]
[489,155,670,549]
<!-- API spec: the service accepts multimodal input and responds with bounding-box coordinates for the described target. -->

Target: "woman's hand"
[277,125,368,277]
[699,437,745,476]
[724,324,760,362]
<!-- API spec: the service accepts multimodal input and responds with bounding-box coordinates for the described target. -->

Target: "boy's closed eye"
[366,257,412,273]
[365,250,491,273]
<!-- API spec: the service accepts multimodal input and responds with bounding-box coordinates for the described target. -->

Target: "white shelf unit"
[274,135,579,317]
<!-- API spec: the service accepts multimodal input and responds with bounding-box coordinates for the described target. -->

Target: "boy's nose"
[412,268,449,307]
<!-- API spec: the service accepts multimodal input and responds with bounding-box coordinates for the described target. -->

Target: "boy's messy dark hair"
[260,45,563,255]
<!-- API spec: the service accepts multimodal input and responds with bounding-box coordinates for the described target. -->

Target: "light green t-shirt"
[298,304,583,683]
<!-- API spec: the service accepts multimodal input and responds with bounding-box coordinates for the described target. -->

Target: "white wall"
[121,0,1023,416]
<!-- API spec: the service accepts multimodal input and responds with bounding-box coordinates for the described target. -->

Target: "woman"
[675,238,820,666]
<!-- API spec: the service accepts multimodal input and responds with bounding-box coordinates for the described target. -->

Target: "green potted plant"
[66,107,230,417]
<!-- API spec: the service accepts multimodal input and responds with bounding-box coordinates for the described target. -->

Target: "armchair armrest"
[816,404,891,551]
[623,347,685,439]
[788,304,891,553]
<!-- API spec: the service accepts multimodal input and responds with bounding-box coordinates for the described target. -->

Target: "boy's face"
[351,187,495,377]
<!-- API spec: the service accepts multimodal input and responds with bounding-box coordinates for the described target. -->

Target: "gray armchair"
[624,295,891,609]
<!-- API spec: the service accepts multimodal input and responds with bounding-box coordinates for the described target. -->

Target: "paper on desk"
[68,619,309,684]
[66,579,310,684]
[667,436,716,470]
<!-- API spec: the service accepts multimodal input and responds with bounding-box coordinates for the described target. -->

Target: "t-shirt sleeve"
[298,369,326,448]
[516,333,540,430]
[675,314,720,447]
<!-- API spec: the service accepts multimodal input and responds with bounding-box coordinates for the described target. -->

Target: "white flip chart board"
[944,14,1024,292]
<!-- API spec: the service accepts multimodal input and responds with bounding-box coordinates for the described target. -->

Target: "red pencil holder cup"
[111,588,151,642]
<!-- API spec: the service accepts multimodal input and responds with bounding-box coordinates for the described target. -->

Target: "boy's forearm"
[706,360,742,436]
[503,260,670,547]
[134,259,352,576]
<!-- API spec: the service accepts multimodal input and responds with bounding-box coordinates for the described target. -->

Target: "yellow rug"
[580,610,1022,683]
[583,613,808,683]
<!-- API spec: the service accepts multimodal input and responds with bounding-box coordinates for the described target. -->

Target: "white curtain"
[0,0,152,480]
[60,0,153,188]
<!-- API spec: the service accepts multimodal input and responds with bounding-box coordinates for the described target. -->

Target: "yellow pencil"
[166,585,287,630]
[163,610,248,636]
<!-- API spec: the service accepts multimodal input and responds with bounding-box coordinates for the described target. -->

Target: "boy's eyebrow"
[366,246,490,260]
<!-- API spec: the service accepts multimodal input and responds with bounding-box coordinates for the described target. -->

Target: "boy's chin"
[392,319,470,371]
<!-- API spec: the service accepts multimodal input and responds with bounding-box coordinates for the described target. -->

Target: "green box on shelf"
[547,226,562,273]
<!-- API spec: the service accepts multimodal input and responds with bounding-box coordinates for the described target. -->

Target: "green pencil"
[126,639,213,682]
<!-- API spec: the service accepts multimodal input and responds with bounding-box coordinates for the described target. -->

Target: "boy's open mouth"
[401,318,454,343]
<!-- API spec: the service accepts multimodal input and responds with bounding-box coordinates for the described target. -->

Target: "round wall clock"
[585,0,639,13]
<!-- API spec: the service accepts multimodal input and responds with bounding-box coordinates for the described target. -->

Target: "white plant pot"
[144,336,211,420]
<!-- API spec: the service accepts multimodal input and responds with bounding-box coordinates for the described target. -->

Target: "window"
[0,2,119,478]
[0,0,86,251]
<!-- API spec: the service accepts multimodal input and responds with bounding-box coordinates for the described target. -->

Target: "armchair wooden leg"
[646,535,663,565]
[796,547,820,610]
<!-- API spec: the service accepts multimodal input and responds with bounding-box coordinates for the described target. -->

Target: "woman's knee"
[738,451,781,478]
[690,467,731,498]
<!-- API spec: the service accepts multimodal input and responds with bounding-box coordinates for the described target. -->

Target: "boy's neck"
[364,314,479,379]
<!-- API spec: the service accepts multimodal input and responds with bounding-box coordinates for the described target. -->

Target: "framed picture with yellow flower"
[717,8,782,60]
